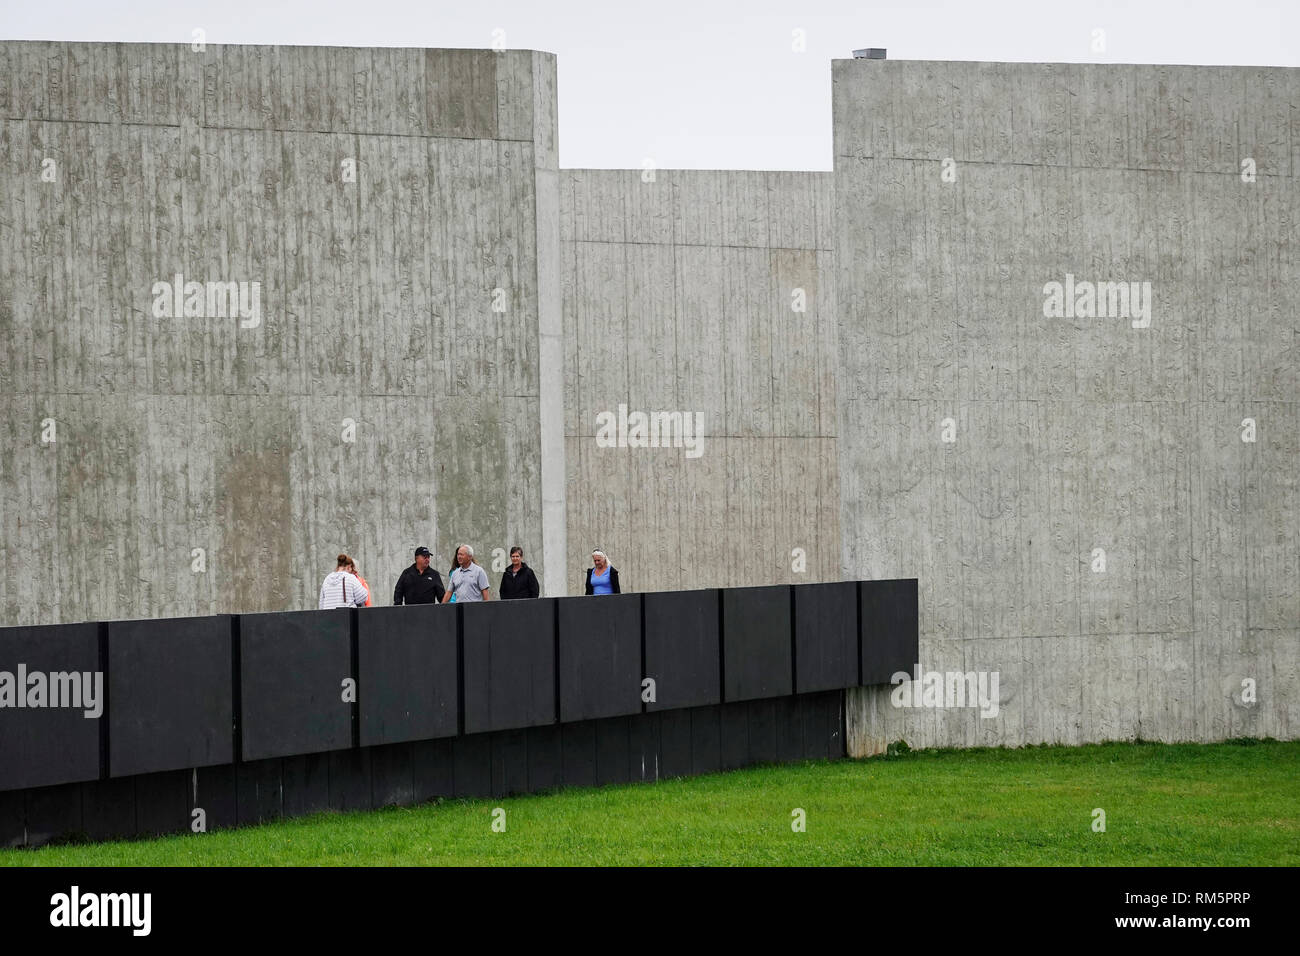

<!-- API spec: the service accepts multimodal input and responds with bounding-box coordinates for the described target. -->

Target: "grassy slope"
[3,740,1297,866]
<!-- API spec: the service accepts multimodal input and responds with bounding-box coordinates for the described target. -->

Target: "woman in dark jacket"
[584,549,621,595]
[498,547,540,599]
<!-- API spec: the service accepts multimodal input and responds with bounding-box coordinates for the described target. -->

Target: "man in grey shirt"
[441,544,491,603]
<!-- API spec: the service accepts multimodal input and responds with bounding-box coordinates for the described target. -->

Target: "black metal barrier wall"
[0,580,918,846]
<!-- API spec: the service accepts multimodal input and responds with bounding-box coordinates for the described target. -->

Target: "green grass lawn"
[4,739,1297,866]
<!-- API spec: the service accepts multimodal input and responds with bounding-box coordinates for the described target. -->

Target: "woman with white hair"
[584,548,621,595]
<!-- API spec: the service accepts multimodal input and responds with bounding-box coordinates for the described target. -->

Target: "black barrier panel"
[238,758,284,825]
[0,622,101,791]
[135,769,189,837]
[861,579,919,686]
[357,605,457,747]
[329,749,372,811]
[644,589,720,711]
[799,693,829,760]
[453,733,492,798]
[240,610,353,761]
[830,691,845,757]
[773,696,803,763]
[658,709,692,778]
[595,717,631,786]
[491,730,528,798]
[800,692,844,760]
[557,594,642,722]
[526,724,563,793]
[192,764,237,833]
[411,737,455,803]
[81,781,132,843]
[371,743,414,808]
[462,599,556,733]
[722,586,793,702]
[24,782,82,846]
[0,789,24,847]
[107,615,233,777]
[720,702,750,770]
[628,713,661,783]
[281,754,327,819]
[793,582,859,693]
[690,705,721,775]
[561,720,596,788]
[747,698,779,764]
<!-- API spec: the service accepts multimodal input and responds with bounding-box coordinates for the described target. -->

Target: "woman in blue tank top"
[585,549,621,595]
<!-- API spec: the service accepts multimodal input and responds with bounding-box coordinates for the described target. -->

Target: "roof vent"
[852,48,887,59]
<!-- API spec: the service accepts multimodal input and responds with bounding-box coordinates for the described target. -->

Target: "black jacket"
[393,563,446,605]
[584,566,621,595]
[498,563,540,600]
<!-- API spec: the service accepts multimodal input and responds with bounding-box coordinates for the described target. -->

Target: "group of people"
[317,544,621,610]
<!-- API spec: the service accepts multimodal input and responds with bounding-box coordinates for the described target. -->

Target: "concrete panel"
[835,59,1297,751]
[537,151,567,597]
[560,167,839,598]
[833,60,1290,175]
[673,170,768,248]
[1020,634,1086,747]
[0,39,554,629]
[767,172,826,251]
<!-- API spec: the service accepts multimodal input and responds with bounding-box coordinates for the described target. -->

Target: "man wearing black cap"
[393,546,446,605]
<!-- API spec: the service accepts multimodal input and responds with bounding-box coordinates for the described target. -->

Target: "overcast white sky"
[3,1,1296,170]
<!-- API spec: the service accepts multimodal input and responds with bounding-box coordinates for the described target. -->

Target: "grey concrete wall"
[559,168,840,594]
[3,41,1294,751]
[834,61,1299,750]
[0,42,561,622]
